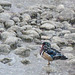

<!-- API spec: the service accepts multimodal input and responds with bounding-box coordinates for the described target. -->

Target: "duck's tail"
[60,55,68,60]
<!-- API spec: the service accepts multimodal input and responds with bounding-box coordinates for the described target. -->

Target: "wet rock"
[0,58,12,64]
[1,31,16,40]
[4,36,22,49]
[61,47,73,52]
[5,20,14,28]
[0,12,11,22]
[40,23,55,30]
[14,47,30,57]
[21,13,31,21]
[0,44,10,54]
[21,59,30,65]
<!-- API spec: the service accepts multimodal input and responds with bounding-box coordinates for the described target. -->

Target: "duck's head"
[40,42,51,55]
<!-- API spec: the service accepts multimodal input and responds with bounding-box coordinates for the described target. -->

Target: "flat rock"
[40,23,55,30]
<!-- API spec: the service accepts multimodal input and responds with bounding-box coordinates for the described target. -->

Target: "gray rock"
[64,53,74,59]
[0,5,4,13]
[51,43,60,50]
[0,23,4,28]
[1,31,16,40]
[0,12,11,22]
[21,59,30,65]
[0,1,11,7]
[68,27,75,33]
[5,20,14,28]
[14,47,30,57]
[0,44,10,54]
[4,36,22,49]
[40,23,55,30]
[12,17,20,22]
[64,33,75,40]
[21,13,31,21]
[23,29,39,38]
[41,36,51,40]
[52,36,68,45]
[57,8,74,21]
[56,4,65,12]
[61,47,73,52]
[0,58,12,64]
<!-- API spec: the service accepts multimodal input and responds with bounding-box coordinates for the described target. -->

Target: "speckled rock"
[0,44,10,54]
[40,23,55,30]
[14,47,30,57]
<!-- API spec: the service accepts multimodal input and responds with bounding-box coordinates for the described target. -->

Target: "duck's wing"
[50,48,61,53]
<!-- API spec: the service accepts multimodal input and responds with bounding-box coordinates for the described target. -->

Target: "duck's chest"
[42,52,53,61]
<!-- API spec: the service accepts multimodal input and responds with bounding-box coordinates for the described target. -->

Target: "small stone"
[40,23,55,30]
[21,59,30,65]
[0,58,12,64]
[15,47,30,57]
[0,5,4,13]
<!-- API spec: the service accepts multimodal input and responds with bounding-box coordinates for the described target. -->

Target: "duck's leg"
[48,61,50,66]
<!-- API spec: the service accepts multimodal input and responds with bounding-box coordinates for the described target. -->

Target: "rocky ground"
[0,0,75,75]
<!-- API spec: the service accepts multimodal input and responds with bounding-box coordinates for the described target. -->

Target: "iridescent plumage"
[40,42,68,65]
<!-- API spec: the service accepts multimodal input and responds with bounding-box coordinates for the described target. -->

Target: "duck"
[40,42,68,65]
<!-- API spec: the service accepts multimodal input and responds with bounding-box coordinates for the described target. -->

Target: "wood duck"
[40,42,68,65]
